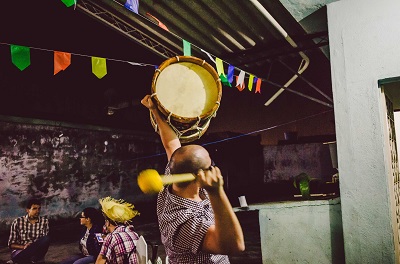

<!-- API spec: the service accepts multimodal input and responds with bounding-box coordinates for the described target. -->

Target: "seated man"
[141,94,245,263]
[95,197,140,264]
[8,198,50,264]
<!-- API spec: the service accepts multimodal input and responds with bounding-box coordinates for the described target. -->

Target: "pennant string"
[0,42,156,68]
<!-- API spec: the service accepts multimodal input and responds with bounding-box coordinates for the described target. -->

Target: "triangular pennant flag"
[183,39,191,56]
[235,76,245,91]
[220,74,231,87]
[215,58,231,87]
[61,0,76,7]
[124,0,139,14]
[200,49,215,63]
[146,13,169,31]
[215,58,225,77]
[91,57,107,79]
[10,45,30,71]
[227,65,234,84]
[236,70,246,91]
[248,74,254,91]
[54,51,71,75]
[255,78,262,93]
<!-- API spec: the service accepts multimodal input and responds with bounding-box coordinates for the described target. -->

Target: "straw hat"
[99,196,140,224]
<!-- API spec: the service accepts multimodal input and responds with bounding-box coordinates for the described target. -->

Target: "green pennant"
[183,39,191,56]
[220,73,231,87]
[61,0,76,7]
[10,45,31,71]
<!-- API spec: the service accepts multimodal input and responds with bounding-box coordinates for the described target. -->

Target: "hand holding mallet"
[137,169,195,194]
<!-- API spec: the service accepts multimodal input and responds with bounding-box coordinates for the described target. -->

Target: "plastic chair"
[136,235,148,264]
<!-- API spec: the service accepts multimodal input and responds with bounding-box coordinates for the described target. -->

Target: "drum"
[150,56,222,143]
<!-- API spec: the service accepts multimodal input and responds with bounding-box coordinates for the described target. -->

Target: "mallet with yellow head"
[137,169,195,194]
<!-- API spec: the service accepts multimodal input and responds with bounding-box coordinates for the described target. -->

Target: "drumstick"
[137,169,195,194]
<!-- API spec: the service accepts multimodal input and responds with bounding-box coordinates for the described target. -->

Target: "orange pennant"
[54,51,71,75]
[146,12,169,31]
[255,78,262,93]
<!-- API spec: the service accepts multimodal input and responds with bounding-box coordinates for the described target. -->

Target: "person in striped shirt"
[141,94,245,263]
[7,198,50,264]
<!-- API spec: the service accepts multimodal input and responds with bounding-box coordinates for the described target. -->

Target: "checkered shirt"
[8,214,49,248]
[100,225,139,264]
[158,164,230,264]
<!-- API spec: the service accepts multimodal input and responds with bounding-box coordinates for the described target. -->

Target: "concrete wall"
[263,142,335,183]
[0,119,165,235]
[237,198,344,264]
[328,0,400,262]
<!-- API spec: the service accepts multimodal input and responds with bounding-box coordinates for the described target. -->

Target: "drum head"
[150,56,222,143]
[152,56,221,123]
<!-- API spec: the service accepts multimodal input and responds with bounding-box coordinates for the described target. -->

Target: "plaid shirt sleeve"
[8,218,20,248]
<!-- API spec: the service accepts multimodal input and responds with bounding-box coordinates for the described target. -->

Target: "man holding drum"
[141,94,245,264]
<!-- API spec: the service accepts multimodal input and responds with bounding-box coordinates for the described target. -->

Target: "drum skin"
[151,56,222,143]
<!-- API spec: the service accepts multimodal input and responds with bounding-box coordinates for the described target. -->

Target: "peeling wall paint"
[0,121,164,231]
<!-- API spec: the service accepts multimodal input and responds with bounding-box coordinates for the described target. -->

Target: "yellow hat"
[99,196,140,224]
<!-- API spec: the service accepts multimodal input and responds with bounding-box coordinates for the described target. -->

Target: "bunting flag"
[200,49,215,63]
[91,57,107,79]
[255,78,262,93]
[124,0,139,14]
[183,39,191,56]
[215,58,231,87]
[10,45,30,71]
[146,13,169,31]
[54,51,71,75]
[220,74,231,87]
[61,0,76,7]
[227,65,234,84]
[235,76,245,91]
[248,74,254,91]
[236,70,246,91]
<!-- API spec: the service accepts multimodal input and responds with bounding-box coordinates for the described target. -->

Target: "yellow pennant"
[92,57,107,79]
[248,74,254,91]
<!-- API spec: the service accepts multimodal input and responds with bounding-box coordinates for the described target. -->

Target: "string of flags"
[6,41,263,94]
[6,0,269,94]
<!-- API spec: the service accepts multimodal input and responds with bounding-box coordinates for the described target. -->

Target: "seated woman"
[60,207,105,264]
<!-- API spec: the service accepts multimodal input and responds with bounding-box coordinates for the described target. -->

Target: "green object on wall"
[299,178,310,198]
[293,173,311,199]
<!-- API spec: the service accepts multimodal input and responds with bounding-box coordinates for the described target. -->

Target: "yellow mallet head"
[137,169,163,194]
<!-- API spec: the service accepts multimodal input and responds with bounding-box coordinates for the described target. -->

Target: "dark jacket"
[78,224,103,257]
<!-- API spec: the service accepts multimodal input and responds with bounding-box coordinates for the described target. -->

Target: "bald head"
[169,145,212,176]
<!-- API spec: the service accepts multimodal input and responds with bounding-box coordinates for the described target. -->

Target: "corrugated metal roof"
[78,0,327,79]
